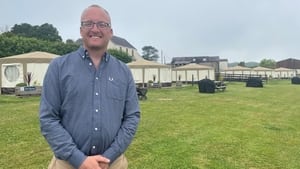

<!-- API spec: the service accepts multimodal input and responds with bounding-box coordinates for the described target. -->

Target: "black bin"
[198,79,215,93]
[291,77,300,84]
[246,77,263,87]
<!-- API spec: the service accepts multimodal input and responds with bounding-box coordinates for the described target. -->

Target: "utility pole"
[161,50,163,64]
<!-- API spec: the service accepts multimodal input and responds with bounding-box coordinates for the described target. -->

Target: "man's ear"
[109,28,113,38]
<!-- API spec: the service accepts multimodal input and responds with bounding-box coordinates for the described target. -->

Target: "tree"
[141,46,159,61]
[108,49,132,63]
[66,39,75,44]
[10,23,33,37]
[259,58,276,69]
[238,61,245,67]
[0,33,79,57]
[75,38,83,45]
[37,23,62,42]
[10,23,62,42]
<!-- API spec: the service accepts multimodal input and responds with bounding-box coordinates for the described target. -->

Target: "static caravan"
[0,51,57,94]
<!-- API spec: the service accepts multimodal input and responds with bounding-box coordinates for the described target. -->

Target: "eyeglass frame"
[81,21,111,29]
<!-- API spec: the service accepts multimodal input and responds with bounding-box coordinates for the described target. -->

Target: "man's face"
[80,7,113,50]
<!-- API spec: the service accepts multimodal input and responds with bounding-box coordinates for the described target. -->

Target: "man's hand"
[79,155,110,169]
[98,162,109,169]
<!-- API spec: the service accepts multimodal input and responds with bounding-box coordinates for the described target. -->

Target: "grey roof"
[276,58,300,69]
[277,58,300,63]
[111,36,136,49]
[171,56,220,64]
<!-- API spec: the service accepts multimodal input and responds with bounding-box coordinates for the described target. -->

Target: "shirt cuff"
[102,148,120,164]
[67,149,87,168]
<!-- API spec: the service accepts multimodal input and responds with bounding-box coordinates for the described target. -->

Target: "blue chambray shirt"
[39,47,140,168]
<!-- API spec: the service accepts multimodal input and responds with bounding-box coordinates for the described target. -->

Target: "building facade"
[276,58,300,76]
[108,36,142,60]
[170,56,228,80]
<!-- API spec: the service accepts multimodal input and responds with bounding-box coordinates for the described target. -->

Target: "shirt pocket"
[106,78,126,101]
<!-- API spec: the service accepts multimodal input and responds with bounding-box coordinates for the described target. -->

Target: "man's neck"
[86,48,106,69]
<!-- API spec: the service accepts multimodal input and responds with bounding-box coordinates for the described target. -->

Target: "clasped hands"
[79,155,110,169]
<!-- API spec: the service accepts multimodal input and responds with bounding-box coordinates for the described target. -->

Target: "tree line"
[0,23,79,57]
[237,59,276,69]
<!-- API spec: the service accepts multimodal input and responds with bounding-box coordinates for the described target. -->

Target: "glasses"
[81,21,111,29]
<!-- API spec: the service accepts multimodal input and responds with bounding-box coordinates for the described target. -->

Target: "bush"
[16,83,27,87]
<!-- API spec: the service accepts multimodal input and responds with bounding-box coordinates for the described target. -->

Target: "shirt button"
[95,109,98,112]
[95,92,99,96]
[96,77,99,80]
[95,128,98,131]
[92,146,96,149]
[89,62,92,66]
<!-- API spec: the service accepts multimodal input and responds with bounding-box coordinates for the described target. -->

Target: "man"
[39,4,140,169]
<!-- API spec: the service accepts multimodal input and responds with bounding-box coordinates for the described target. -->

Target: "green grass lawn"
[1,80,300,169]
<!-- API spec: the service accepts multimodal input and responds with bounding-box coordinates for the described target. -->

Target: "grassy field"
[0,80,300,169]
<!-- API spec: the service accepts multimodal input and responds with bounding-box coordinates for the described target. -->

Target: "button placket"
[91,69,101,154]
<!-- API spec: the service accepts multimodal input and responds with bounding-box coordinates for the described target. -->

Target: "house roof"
[225,66,251,71]
[173,63,213,70]
[276,58,300,69]
[252,66,273,71]
[0,51,58,64]
[1,51,57,59]
[277,58,300,63]
[127,59,169,68]
[111,36,136,49]
[275,67,293,71]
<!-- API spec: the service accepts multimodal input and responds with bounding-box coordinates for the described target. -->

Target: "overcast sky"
[1,0,300,63]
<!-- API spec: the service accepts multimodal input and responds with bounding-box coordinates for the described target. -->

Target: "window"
[4,65,20,82]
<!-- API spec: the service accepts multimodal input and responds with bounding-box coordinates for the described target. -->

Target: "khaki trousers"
[48,154,128,169]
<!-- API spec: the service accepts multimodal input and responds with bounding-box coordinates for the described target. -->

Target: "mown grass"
[0,80,300,169]
[0,96,51,169]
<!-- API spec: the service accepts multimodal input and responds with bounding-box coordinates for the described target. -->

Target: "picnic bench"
[214,81,226,91]
[136,87,148,100]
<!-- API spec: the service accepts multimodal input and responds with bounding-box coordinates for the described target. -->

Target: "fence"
[222,73,268,82]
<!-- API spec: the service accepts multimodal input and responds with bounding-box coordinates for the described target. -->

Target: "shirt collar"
[79,46,110,62]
